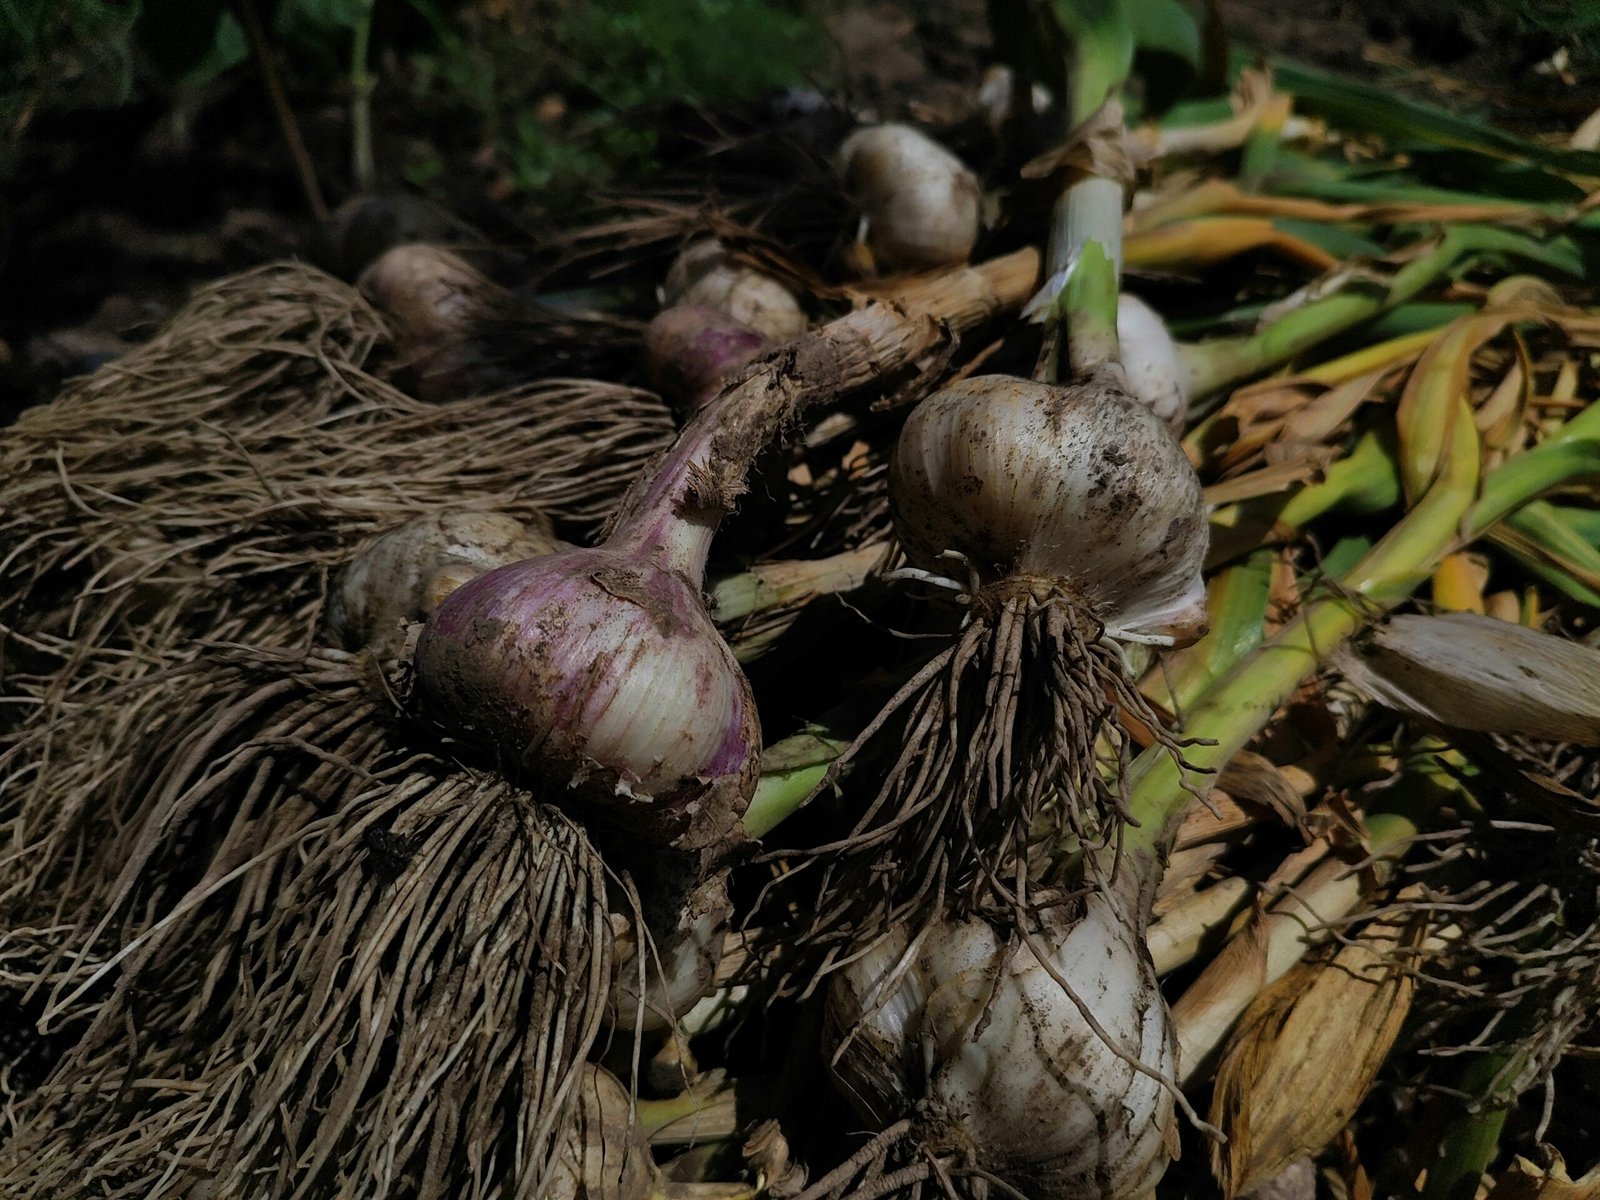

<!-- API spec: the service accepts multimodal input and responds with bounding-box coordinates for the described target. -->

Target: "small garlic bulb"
[836,123,982,272]
[890,374,1207,643]
[644,304,771,414]
[548,1064,657,1200]
[1118,294,1189,430]
[327,510,563,661]
[827,893,1179,1200]
[662,240,807,341]
[357,243,507,346]
[607,861,731,1033]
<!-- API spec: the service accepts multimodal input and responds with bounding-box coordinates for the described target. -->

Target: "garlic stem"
[708,544,883,625]
[632,1075,768,1145]
[1170,810,1416,1083]
[1040,121,1128,382]
[1148,876,1254,976]
[1205,426,1402,568]
[743,730,850,839]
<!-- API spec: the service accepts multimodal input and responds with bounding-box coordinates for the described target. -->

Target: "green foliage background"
[1,0,828,191]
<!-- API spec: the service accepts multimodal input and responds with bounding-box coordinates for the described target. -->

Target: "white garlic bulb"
[827,893,1179,1200]
[607,863,731,1034]
[547,1064,656,1200]
[1118,293,1189,430]
[328,509,563,661]
[890,374,1208,644]
[836,123,982,273]
[662,239,807,342]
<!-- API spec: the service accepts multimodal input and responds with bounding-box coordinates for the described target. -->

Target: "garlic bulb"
[328,510,564,660]
[548,1064,656,1200]
[827,892,1178,1200]
[836,124,982,272]
[357,243,508,346]
[1118,294,1189,430]
[662,239,807,341]
[645,304,771,414]
[890,373,1207,644]
[607,860,731,1033]
[415,545,760,857]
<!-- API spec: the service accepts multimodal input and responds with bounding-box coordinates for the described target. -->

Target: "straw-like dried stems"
[0,647,611,1199]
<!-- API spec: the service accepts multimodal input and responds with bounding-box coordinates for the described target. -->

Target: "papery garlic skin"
[415,547,759,856]
[1118,294,1189,430]
[328,510,563,660]
[836,124,982,272]
[826,893,1179,1200]
[607,864,732,1033]
[890,374,1208,644]
[663,240,807,342]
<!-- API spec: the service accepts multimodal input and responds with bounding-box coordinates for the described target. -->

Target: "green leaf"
[1129,0,1200,66]
[1269,217,1385,259]
[1258,57,1600,180]
[1046,0,1136,120]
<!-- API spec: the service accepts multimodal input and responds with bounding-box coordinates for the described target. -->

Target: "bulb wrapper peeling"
[328,509,563,660]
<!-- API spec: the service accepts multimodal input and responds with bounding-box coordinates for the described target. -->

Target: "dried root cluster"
[1,648,611,1199]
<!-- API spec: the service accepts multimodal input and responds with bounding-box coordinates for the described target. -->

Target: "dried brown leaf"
[1208,921,1416,1198]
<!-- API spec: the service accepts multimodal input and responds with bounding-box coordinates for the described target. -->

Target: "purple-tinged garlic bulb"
[644,305,771,414]
[415,541,759,858]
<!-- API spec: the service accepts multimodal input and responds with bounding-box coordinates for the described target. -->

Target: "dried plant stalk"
[1486,1156,1600,1200]
[0,648,611,1199]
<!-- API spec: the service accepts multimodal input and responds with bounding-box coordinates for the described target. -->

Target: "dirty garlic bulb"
[662,239,807,342]
[607,859,732,1033]
[890,372,1207,644]
[1118,293,1189,431]
[836,123,982,272]
[327,509,564,661]
[357,243,509,347]
[827,891,1178,1200]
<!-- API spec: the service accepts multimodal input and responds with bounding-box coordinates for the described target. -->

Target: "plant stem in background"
[350,0,377,194]
[235,0,329,222]
[1031,0,1136,382]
